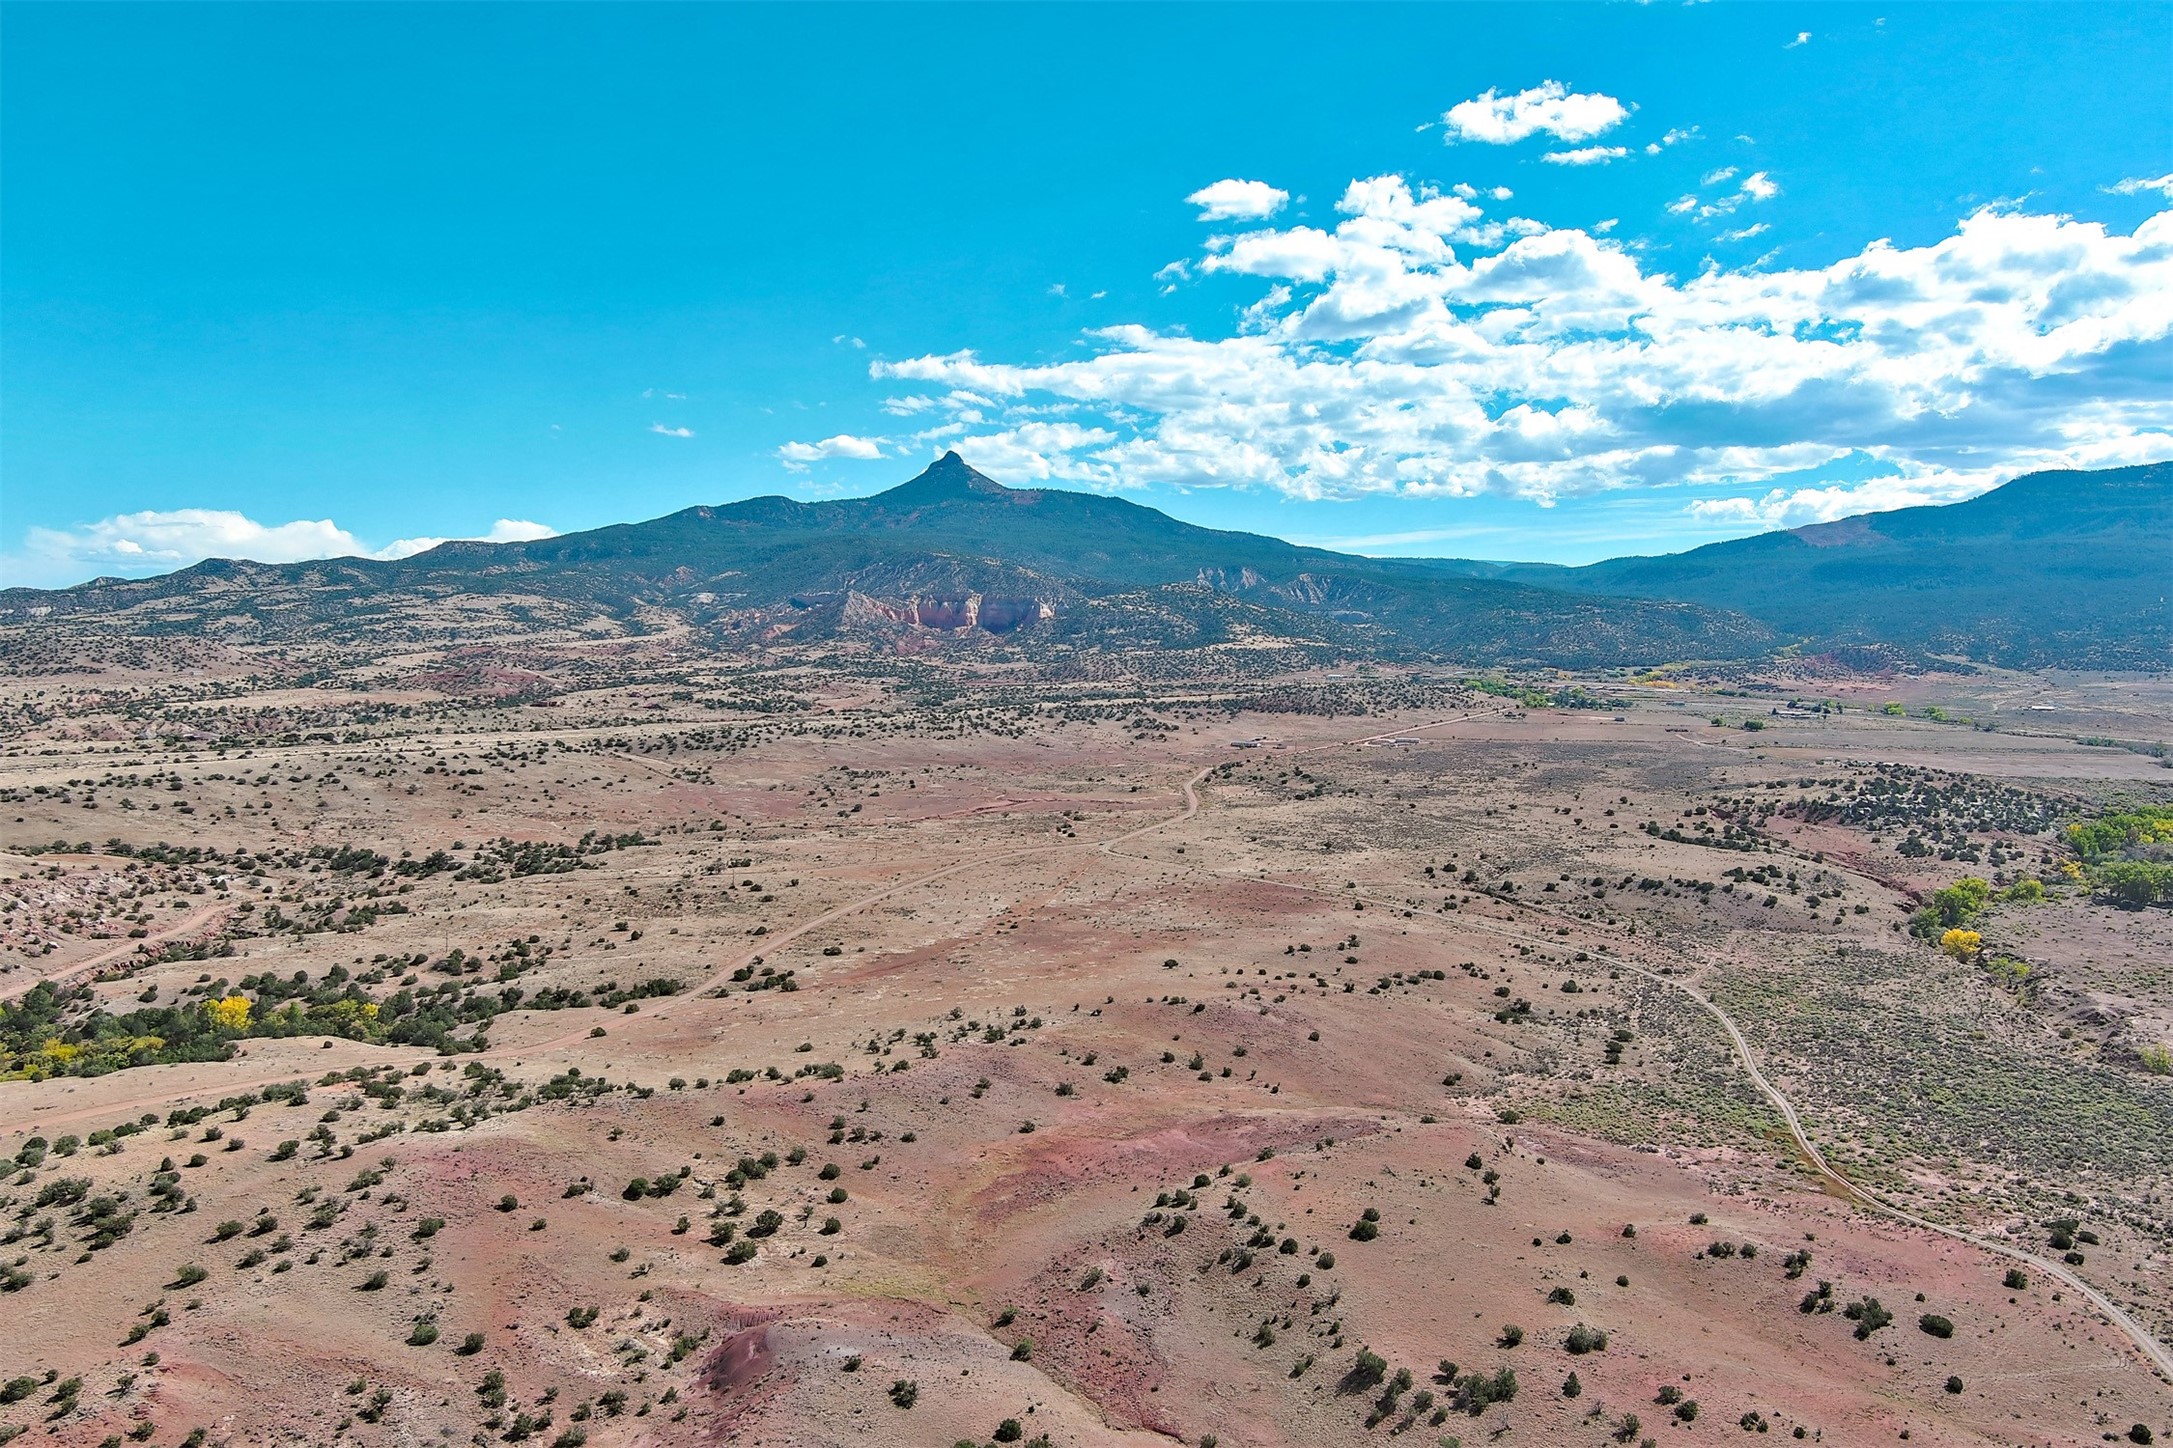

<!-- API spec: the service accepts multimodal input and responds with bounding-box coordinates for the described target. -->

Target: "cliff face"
[839,591,1055,634]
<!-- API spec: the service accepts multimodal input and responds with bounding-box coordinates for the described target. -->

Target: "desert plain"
[1,646,2169,1448]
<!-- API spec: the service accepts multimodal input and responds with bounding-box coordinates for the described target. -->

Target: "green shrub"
[1347,1349,1388,1389]
[1564,1324,1608,1355]
[1844,1297,1894,1339]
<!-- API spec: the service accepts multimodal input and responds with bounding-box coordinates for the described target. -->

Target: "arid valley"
[11,7,2173,1444]
[2,636,2168,1448]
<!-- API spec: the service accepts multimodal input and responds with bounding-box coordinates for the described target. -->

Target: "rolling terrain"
[9,456,2166,670]
[2,453,2170,1448]
[1,661,2169,1448]
[0,454,1773,668]
[1412,462,2172,670]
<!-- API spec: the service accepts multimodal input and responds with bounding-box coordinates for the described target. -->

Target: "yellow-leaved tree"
[205,995,252,1032]
[1939,929,1982,960]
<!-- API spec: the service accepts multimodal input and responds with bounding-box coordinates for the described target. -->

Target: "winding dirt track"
[0,900,235,1006]
[1101,715,2173,1382]
[1273,854,2173,1382]
[1603,951,2173,1382]
[12,713,2169,1381]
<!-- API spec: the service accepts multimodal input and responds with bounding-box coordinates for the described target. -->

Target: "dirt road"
[12,713,2167,1383]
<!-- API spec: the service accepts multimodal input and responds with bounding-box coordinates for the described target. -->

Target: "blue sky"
[5,2,2170,587]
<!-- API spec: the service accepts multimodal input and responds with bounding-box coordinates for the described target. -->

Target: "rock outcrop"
[839,591,1054,634]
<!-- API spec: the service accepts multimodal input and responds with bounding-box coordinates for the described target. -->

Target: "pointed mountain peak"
[883,450,1011,500]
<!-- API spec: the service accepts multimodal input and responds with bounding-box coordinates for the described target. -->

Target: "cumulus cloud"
[870,172,2173,518]
[379,519,559,559]
[1543,145,1628,166]
[1186,178,1290,221]
[21,510,362,577]
[1441,81,1629,146]
[1689,471,1993,528]
[11,509,559,587]
[776,434,885,470]
[946,423,1120,482]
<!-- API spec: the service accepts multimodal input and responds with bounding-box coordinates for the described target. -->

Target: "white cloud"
[1185,178,1290,221]
[1714,222,1770,242]
[1543,145,1628,166]
[1689,471,1991,528]
[1786,31,1812,48]
[1677,170,1782,223]
[776,433,885,470]
[649,423,695,438]
[10,509,560,587]
[944,422,1120,483]
[20,510,361,578]
[1442,81,1630,146]
[870,174,2173,518]
[2108,174,2173,197]
[378,519,558,559]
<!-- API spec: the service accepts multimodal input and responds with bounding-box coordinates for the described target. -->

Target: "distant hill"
[1403,463,2172,670]
[0,453,1772,669]
[9,456,2161,669]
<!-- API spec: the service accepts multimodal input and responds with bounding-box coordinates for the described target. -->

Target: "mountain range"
[5,454,2165,670]
[1406,461,2169,670]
